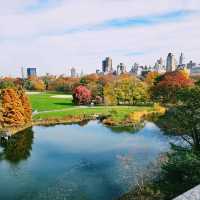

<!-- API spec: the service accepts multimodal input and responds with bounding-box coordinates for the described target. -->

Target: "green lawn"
[33,106,154,120]
[29,92,155,121]
[28,92,73,112]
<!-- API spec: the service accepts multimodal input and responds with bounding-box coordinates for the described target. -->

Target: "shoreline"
[0,109,165,135]
[0,116,96,135]
[0,115,137,135]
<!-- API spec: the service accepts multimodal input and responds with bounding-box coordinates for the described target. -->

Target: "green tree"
[0,79,15,89]
[158,86,200,151]
[157,147,200,199]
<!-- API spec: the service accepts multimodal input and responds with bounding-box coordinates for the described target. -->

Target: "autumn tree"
[17,88,32,122]
[152,70,193,104]
[104,75,148,105]
[80,74,99,85]
[80,74,102,100]
[104,83,118,105]
[144,71,160,87]
[24,77,45,91]
[1,89,25,126]
[0,88,32,127]
[48,77,80,93]
[73,85,92,105]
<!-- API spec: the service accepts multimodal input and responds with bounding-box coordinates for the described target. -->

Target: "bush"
[73,85,92,105]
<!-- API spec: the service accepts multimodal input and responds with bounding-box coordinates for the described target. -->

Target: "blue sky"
[61,10,195,34]
[25,0,62,12]
[0,0,200,76]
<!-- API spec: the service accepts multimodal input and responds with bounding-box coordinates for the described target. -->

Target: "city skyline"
[0,0,200,76]
[2,51,200,77]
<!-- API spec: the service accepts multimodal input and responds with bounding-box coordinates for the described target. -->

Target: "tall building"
[96,69,102,75]
[102,57,113,73]
[154,57,166,73]
[21,67,26,79]
[129,63,143,76]
[179,52,185,65]
[27,68,37,77]
[190,64,200,76]
[80,69,84,77]
[117,63,126,75]
[187,60,196,69]
[158,57,164,66]
[166,53,176,72]
[70,67,76,78]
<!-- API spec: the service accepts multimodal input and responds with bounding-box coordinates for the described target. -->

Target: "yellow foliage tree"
[104,75,149,105]
[144,71,160,86]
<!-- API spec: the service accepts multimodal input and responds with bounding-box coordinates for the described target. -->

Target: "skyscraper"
[117,63,126,75]
[70,67,76,78]
[154,57,166,73]
[80,69,84,77]
[187,60,196,69]
[27,68,37,77]
[179,52,184,65]
[21,67,26,79]
[166,53,176,72]
[102,57,113,73]
[157,57,164,66]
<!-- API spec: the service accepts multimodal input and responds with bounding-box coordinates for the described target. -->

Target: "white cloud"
[0,0,200,76]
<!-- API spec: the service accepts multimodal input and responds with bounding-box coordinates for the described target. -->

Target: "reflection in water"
[0,128,33,164]
[106,123,144,134]
[0,121,176,200]
[78,120,90,127]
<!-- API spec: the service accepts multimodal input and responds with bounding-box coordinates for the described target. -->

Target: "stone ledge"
[173,185,200,200]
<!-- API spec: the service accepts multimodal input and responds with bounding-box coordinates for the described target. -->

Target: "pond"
[0,121,176,200]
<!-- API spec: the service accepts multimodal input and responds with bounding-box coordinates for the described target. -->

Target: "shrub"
[73,85,92,105]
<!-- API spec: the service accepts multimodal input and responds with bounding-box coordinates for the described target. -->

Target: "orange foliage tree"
[48,77,80,93]
[152,70,194,104]
[17,88,32,123]
[0,88,32,127]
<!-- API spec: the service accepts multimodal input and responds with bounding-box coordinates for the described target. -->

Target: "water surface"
[0,121,174,200]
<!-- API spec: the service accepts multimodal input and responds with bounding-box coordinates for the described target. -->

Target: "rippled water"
[0,121,175,200]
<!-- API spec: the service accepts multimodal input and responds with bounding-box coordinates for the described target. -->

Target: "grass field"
[29,92,156,122]
[28,92,73,112]
[33,106,154,120]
